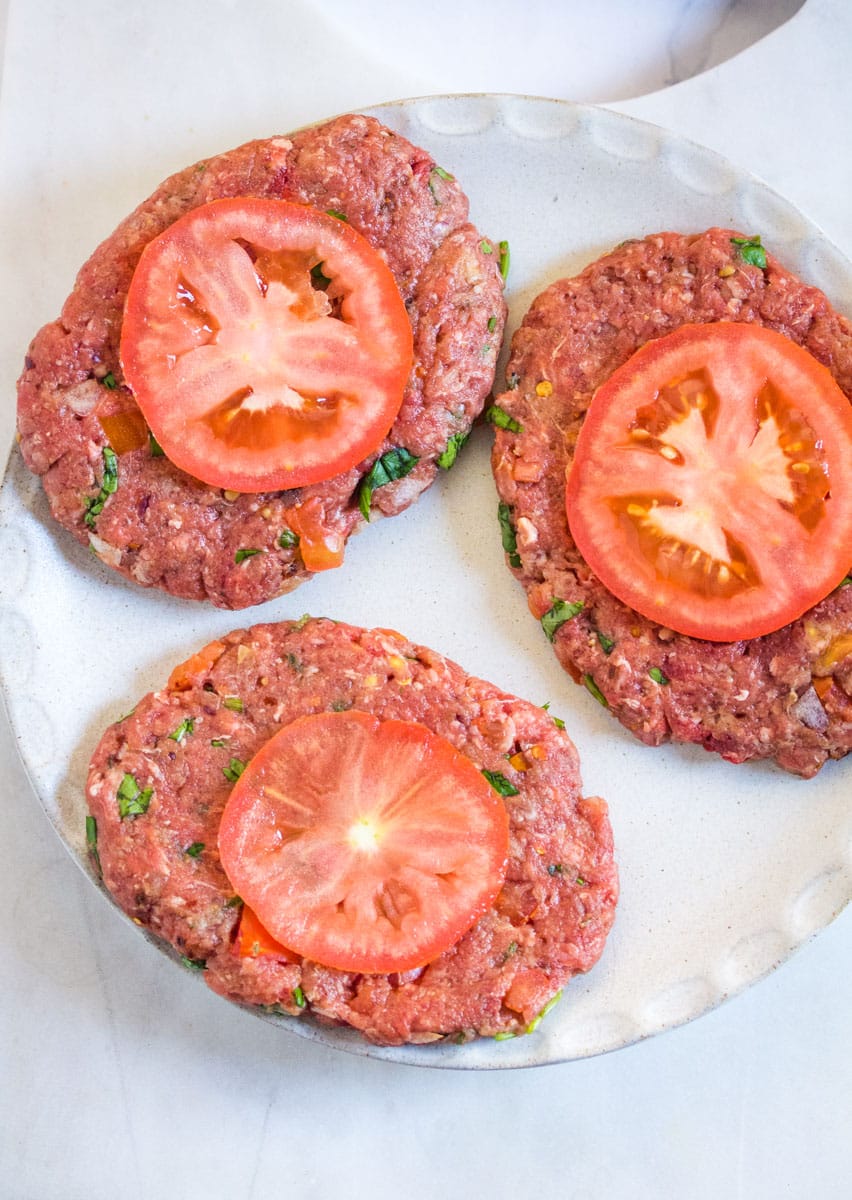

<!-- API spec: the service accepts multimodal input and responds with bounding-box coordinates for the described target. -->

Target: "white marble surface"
[1,1,850,1196]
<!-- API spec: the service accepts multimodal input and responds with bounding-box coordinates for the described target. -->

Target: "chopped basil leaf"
[180,956,207,971]
[223,758,246,783]
[649,666,670,685]
[184,842,205,858]
[486,405,522,433]
[210,738,228,748]
[487,315,497,333]
[497,502,522,569]
[502,941,518,963]
[235,547,263,564]
[117,772,153,820]
[310,261,331,290]
[482,769,520,797]
[358,447,419,521]
[101,372,117,390]
[498,240,510,282]
[731,235,767,269]
[547,863,564,876]
[480,239,493,255]
[437,430,470,470]
[292,985,307,1009]
[226,894,244,908]
[576,875,588,887]
[541,599,584,642]
[596,630,615,655]
[148,430,165,457]
[583,674,608,707]
[525,989,562,1034]
[168,717,195,743]
[85,814,98,849]
[326,208,347,221]
[278,528,299,550]
[222,696,243,712]
[83,447,119,528]
[433,165,454,181]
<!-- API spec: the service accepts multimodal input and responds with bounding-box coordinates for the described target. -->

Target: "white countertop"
[1,2,850,1196]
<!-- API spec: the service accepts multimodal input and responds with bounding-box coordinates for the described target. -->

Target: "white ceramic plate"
[1,95,850,1070]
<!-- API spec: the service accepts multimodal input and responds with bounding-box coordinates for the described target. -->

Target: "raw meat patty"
[18,114,506,608]
[491,228,852,778]
[85,618,618,1046]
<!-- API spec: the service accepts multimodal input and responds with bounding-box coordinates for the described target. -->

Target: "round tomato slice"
[120,198,413,492]
[566,322,852,642]
[217,711,510,974]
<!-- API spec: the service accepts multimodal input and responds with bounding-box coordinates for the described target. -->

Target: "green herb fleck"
[497,501,522,569]
[480,239,493,255]
[180,955,207,971]
[83,446,119,528]
[85,814,101,873]
[169,717,195,743]
[330,699,351,712]
[432,165,454,181]
[235,547,263,564]
[210,738,228,748]
[525,989,562,1034]
[326,208,347,222]
[184,842,205,858]
[547,863,564,876]
[542,704,567,732]
[101,372,117,390]
[502,941,519,963]
[428,165,455,201]
[482,769,520,797]
[223,696,243,712]
[292,613,312,631]
[498,240,510,282]
[148,430,165,457]
[731,235,767,269]
[310,261,331,290]
[358,447,419,521]
[117,772,153,820]
[437,430,469,470]
[226,894,244,908]
[541,599,584,642]
[583,674,608,707]
[486,405,522,434]
[487,315,497,333]
[649,666,670,685]
[576,875,588,887]
[278,528,300,550]
[223,758,246,783]
[596,630,615,655]
[837,575,852,589]
[494,1030,517,1041]
[292,985,307,1009]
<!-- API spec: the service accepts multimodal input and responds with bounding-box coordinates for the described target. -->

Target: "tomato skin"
[217,711,510,974]
[566,322,852,642]
[120,198,413,493]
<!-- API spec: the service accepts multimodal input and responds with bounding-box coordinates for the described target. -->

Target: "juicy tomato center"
[566,321,852,642]
[217,710,510,974]
[120,198,413,492]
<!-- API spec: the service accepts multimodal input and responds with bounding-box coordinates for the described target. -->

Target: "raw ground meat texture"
[17,114,506,609]
[490,228,852,778]
[85,618,619,1046]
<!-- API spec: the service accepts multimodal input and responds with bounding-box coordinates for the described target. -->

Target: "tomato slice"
[217,711,510,974]
[120,198,413,492]
[566,323,852,642]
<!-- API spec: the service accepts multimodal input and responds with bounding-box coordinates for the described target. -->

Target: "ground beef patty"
[491,228,852,778]
[85,618,618,1046]
[18,114,505,609]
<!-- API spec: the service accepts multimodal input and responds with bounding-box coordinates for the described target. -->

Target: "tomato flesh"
[120,198,413,493]
[217,711,510,974]
[566,323,852,642]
